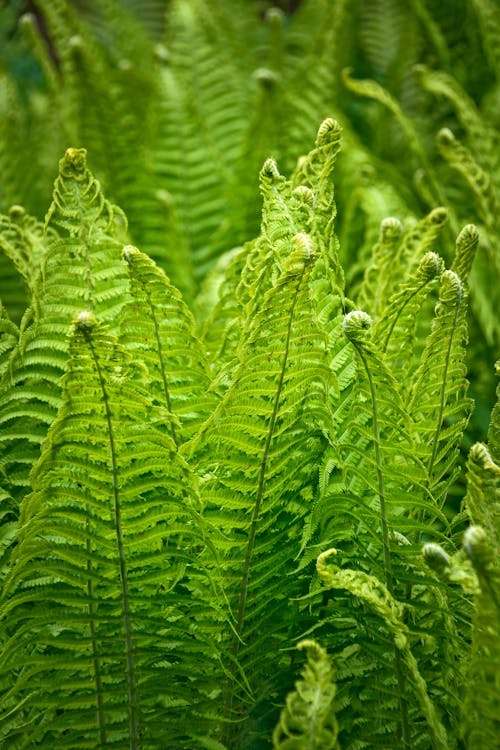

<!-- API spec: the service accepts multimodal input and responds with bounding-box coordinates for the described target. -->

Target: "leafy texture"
[0,313,213,748]
[1,3,500,749]
[272,639,339,750]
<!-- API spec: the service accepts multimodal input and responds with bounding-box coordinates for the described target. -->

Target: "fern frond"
[272,639,339,750]
[469,0,500,75]
[341,68,445,207]
[154,0,253,284]
[120,244,216,443]
[437,128,499,233]
[414,65,499,176]
[191,232,334,745]
[317,549,449,750]
[488,360,500,463]
[372,250,444,383]
[408,268,473,513]
[0,206,53,318]
[0,148,130,506]
[463,443,500,564]
[0,312,216,748]
[461,524,500,748]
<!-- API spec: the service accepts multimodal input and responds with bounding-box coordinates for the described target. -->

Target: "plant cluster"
[0,1,499,748]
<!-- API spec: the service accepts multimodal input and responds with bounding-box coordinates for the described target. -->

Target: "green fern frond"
[317,549,449,750]
[0,312,215,748]
[154,0,254,284]
[437,128,499,232]
[372,250,444,380]
[341,67,445,207]
[414,65,498,176]
[0,303,18,374]
[272,639,339,750]
[0,148,130,506]
[277,0,347,177]
[120,244,216,444]
[464,443,500,562]
[408,268,473,513]
[469,0,500,75]
[461,524,500,748]
[191,232,334,745]
[451,223,480,285]
[488,360,500,463]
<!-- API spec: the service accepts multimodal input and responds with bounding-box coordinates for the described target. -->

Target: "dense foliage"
[0,1,499,748]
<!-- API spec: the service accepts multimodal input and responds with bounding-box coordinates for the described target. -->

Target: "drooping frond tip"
[418,251,445,282]
[463,525,496,574]
[453,223,479,283]
[261,157,282,183]
[380,216,403,242]
[422,542,451,576]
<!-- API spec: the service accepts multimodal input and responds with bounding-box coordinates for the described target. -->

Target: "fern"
[317,550,449,750]
[1,4,500,748]
[120,245,216,444]
[272,639,340,750]
[0,312,215,748]
[0,148,129,508]
[191,230,335,746]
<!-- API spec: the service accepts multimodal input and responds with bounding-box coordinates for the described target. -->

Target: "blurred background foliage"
[0,0,498,441]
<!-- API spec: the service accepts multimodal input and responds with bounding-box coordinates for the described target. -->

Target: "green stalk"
[354,342,411,749]
[84,328,139,750]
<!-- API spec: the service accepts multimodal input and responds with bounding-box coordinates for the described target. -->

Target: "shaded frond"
[272,639,339,750]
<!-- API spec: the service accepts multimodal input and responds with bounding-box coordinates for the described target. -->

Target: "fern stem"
[355,345,412,749]
[426,283,462,499]
[86,522,107,744]
[84,330,139,750]
[224,266,306,727]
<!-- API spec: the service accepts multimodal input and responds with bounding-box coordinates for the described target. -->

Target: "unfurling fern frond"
[0,313,215,748]
[272,639,339,750]
[317,549,449,750]
[408,268,473,514]
[0,148,130,507]
[461,524,500,749]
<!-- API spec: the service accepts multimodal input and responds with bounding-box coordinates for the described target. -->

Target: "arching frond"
[0,148,130,507]
[191,233,335,747]
[0,313,216,748]
[317,549,449,750]
[408,268,473,514]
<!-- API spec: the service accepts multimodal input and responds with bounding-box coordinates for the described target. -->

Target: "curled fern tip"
[61,147,87,176]
[75,310,98,332]
[342,310,373,341]
[422,543,451,575]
